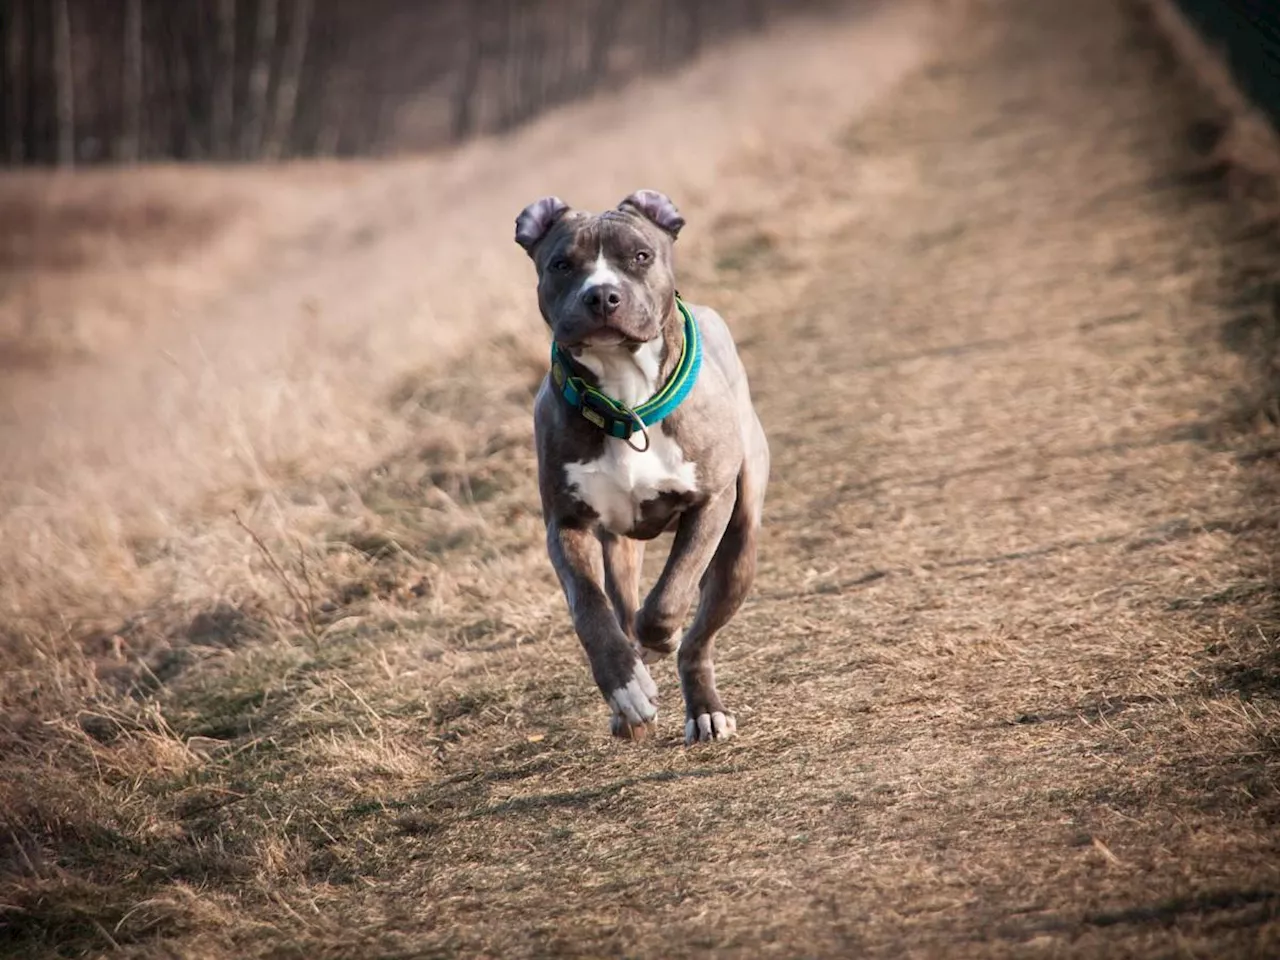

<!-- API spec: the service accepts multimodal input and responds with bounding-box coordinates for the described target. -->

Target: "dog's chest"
[565,432,698,535]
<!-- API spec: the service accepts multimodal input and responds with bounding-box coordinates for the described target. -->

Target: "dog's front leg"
[634,488,736,660]
[546,520,659,739]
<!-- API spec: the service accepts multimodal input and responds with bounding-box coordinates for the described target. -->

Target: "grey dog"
[515,189,769,744]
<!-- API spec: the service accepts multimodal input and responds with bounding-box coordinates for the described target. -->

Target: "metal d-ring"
[623,408,651,453]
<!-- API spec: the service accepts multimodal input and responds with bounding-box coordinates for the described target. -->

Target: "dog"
[514,189,769,744]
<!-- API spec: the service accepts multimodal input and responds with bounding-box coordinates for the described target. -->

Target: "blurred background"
[0,0,913,625]
[0,0,847,164]
[1173,0,1280,131]
[3,1,1280,956]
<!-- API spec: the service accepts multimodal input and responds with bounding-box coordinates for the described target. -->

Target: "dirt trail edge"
[4,0,1279,957]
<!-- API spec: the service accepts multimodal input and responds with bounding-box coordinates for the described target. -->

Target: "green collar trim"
[550,298,702,449]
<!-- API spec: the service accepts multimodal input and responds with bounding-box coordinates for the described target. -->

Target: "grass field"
[3,0,1279,957]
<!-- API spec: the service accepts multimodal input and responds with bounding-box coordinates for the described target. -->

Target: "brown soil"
[2,0,1279,957]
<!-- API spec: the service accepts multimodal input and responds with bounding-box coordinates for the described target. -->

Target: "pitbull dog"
[514,189,769,744]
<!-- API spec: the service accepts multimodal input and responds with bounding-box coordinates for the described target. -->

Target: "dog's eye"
[550,257,572,273]
[634,250,652,264]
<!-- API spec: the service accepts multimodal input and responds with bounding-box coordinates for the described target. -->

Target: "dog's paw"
[635,637,676,664]
[606,662,659,739]
[684,710,736,745]
[680,663,734,745]
[610,712,657,740]
[635,605,682,660]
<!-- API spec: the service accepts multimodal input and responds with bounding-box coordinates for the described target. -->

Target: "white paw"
[636,641,673,665]
[684,711,735,745]
[607,662,659,726]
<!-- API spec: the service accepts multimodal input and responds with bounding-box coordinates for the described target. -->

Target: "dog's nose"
[582,284,623,317]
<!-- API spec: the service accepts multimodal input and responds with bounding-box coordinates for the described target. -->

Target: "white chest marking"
[566,327,692,534]
[565,431,698,534]
[574,338,662,407]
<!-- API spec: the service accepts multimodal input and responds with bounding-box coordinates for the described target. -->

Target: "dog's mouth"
[559,327,652,351]
[573,330,629,348]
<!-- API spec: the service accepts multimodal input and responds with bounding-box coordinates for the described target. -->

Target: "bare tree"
[585,0,619,88]
[52,0,75,166]
[451,0,487,141]
[169,16,198,157]
[213,0,237,158]
[655,0,674,68]
[0,0,827,165]
[119,0,143,161]
[264,0,311,160]
[501,0,543,128]
[515,5,547,125]
[244,0,278,158]
[685,0,706,58]
[5,0,26,163]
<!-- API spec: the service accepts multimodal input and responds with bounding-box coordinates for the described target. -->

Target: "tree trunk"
[502,0,526,128]
[5,0,26,163]
[171,16,198,158]
[120,0,143,162]
[52,0,74,166]
[586,0,619,88]
[451,1,486,141]
[520,11,546,123]
[244,0,277,158]
[685,0,705,58]
[264,0,310,160]
[213,0,236,159]
[655,0,674,69]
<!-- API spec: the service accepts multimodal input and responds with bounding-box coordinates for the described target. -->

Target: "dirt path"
[4,0,1279,957]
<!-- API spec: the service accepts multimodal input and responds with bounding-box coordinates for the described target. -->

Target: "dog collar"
[550,298,702,451]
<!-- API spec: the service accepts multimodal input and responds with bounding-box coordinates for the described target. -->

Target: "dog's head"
[514,190,685,348]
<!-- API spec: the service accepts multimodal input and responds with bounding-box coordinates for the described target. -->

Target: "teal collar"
[550,298,701,451]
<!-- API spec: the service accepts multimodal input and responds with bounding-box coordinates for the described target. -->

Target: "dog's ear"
[618,189,685,239]
[515,196,569,254]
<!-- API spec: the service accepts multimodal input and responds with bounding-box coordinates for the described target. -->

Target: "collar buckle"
[581,390,635,440]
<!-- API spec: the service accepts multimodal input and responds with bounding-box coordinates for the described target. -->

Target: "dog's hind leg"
[600,531,644,643]
[678,465,764,744]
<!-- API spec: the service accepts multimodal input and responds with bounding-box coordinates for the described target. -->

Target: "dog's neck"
[569,304,683,408]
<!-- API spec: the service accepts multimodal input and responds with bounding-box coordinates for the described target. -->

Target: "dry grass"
[0,0,929,633]
[0,165,369,368]
[3,0,1280,957]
